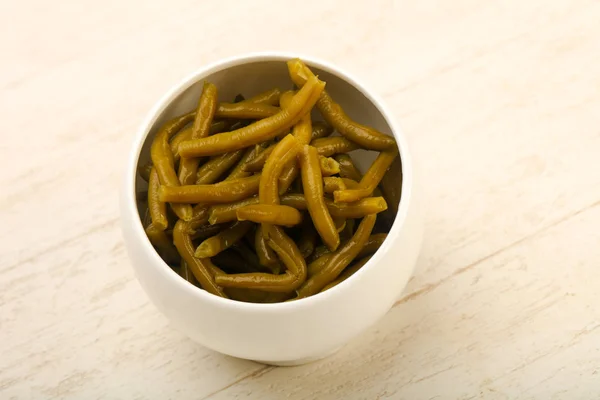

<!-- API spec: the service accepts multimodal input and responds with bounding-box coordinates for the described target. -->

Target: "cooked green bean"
[319,156,340,176]
[146,223,180,264]
[334,154,363,181]
[298,145,339,251]
[311,121,334,141]
[194,221,253,257]
[320,255,373,292]
[171,122,229,163]
[173,218,227,297]
[340,177,360,189]
[215,225,307,292]
[311,245,331,263]
[178,75,325,158]
[244,87,282,106]
[208,197,260,225]
[236,204,302,227]
[379,156,402,216]
[224,146,260,181]
[334,148,398,203]
[148,167,168,230]
[215,103,279,119]
[323,177,347,194]
[340,218,356,242]
[295,213,377,298]
[179,82,218,186]
[259,134,300,205]
[255,225,281,271]
[357,233,388,259]
[150,111,195,220]
[159,174,261,203]
[195,149,245,184]
[298,219,318,258]
[230,241,264,272]
[334,217,346,233]
[312,137,360,157]
[287,59,396,151]
[242,144,274,172]
[278,194,388,219]
[189,223,225,241]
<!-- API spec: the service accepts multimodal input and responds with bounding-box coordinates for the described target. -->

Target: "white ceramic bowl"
[120,52,423,365]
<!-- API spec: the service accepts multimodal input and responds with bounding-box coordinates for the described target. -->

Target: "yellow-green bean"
[311,121,334,141]
[295,213,377,298]
[320,255,373,292]
[334,148,398,203]
[319,156,340,176]
[312,137,360,157]
[194,221,253,258]
[298,145,339,251]
[178,75,325,158]
[178,82,218,186]
[287,59,396,151]
[159,174,261,203]
[148,167,168,230]
[236,204,302,227]
[215,225,307,292]
[150,111,195,220]
[195,149,245,184]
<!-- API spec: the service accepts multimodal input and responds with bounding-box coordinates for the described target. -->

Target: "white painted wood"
[1,0,599,398]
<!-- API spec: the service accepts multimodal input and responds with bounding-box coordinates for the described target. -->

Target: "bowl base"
[251,346,343,367]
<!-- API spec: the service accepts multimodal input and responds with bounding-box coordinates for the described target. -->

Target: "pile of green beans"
[139,59,402,303]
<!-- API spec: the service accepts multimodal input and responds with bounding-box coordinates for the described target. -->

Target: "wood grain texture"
[1,0,599,398]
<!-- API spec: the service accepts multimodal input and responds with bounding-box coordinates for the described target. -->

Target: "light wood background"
[2,0,600,398]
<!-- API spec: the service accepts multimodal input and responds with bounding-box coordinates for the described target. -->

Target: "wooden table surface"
[2,0,600,398]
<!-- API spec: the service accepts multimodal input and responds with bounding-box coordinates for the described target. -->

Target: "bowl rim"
[124,51,414,312]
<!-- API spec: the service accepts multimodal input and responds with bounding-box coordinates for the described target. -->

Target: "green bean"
[178,82,218,185]
[173,218,227,297]
[295,213,377,298]
[334,148,398,203]
[357,233,388,259]
[340,218,356,242]
[320,255,373,292]
[138,163,153,182]
[311,245,331,263]
[319,156,340,176]
[189,223,225,241]
[178,75,325,158]
[287,59,396,151]
[170,122,229,163]
[150,111,195,220]
[224,146,260,181]
[215,225,307,292]
[159,174,261,203]
[334,154,363,181]
[340,177,360,189]
[298,219,318,259]
[215,103,279,119]
[244,87,282,106]
[278,194,388,219]
[195,149,245,184]
[145,223,180,264]
[307,253,332,277]
[259,134,300,205]
[379,156,402,216]
[236,204,302,227]
[255,225,281,272]
[298,145,339,251]
[148,167,168,230]
[311,121,334,141]
[242,144,274,172]
[208,197,260,225]
[194,221,253,258]
[323,177,346,194]
[333,217,346,233]
[312,137,360,157]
